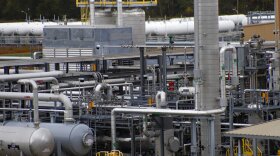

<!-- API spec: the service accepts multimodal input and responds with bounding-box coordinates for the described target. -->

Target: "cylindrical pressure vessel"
[0,126,54,156]
[4,122,93,156]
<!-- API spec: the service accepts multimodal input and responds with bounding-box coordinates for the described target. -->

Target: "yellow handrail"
[226,139,262,156]
[96,151,109,156]
[76,0,157,7]
[109,150,123,156]
[242,138,262,156]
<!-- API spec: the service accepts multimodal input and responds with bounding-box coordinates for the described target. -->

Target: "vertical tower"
[194,0,221,155]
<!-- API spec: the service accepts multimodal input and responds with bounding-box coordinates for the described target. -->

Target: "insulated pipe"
[0,71,64,82]
[155,91,166,108]
[89,0,95,26]
[111,107,226,150]
[0,108,65,113]
[18,79,40,128]
[31,77,59,86]
[219,45,238,106]
[33,51,42,59]
[0,92,74,122]
[95,83,113,101]
[65,78,125,87]
[0,69,44,74]
[31,77,60,92]
[117,0,123,27]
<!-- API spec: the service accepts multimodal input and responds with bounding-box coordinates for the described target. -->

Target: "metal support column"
[96,59,100,72]
[55,63,60,71]
[161,47,167,92]
[210,119,215,156]
[44,63,50,72]
[15,66,19,74]
[157,56,163,90]
[3,66,9,75]
[229,93,234,156]
[102,59,107,73]
[191,119,197,156]
[238,139,241,156]
[66,62,69,73]
[253,139,257,156]
[140,47,146,103]
[160,117,165,156]
[130,118,135,156]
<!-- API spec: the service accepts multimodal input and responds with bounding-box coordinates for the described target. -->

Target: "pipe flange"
[82,133,94,147]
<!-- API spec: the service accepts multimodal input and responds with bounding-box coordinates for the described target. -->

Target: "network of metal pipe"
[0,0,280,156]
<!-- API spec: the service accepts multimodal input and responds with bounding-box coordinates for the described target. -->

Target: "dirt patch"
[0,46,42,55]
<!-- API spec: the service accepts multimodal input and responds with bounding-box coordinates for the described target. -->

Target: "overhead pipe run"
[111,107,226,150]
[0,71,64,82]
[31,77,60,91]
[65,78,125,87]
[31,77,59,85]
[0,92,74,123]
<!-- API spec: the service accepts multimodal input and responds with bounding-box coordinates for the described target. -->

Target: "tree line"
[0,0,274,22]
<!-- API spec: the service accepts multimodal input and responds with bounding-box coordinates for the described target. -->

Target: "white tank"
[1,23,16,35]
[0,126,55,156]
[218,14,247,25]
[29,23,44,36]
[145,20,234,35]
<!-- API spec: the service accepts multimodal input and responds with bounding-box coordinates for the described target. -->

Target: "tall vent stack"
[194,0,221,155]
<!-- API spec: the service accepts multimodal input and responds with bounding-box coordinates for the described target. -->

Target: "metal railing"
[76,0,157,7]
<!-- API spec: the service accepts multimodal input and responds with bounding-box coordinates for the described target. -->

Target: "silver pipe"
[89,0,95,26]
[0,92,74,123]
[39,86,95,93]
[31,77,59,85]
[95,83,113,101]
[155,91,166,108]
[0,108,65,113]
[65,78,125,87]
[220,45,238,107]
[244,89,270,92]
[0,69,44,74]
[33,51,42,59]
[18,79,39,128]
[111,107,226,150]
[0,71,64,82]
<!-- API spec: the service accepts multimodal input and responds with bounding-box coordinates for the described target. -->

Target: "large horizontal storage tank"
[145,20,235,35]
[0,126,54,156]
[4,122,94,156]
[218,14,247,24]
